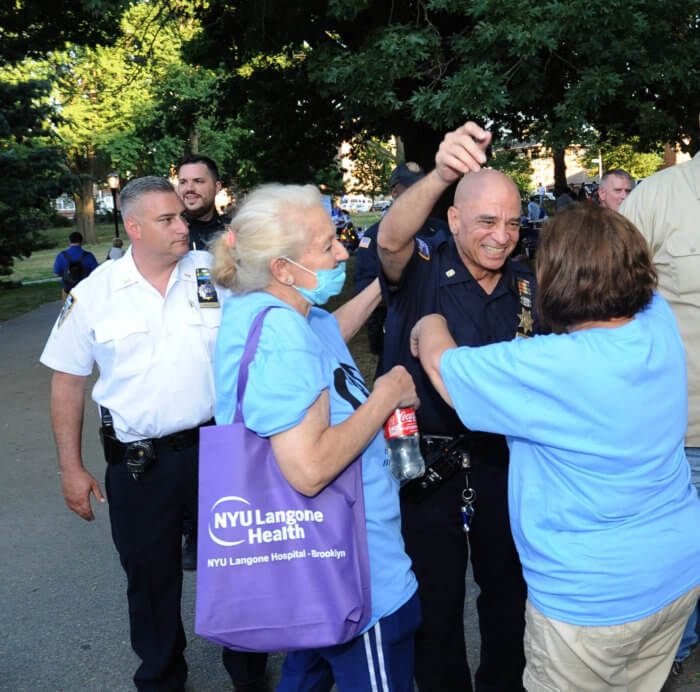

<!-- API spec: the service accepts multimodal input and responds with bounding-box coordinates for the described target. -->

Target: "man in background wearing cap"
[354,162,448,373]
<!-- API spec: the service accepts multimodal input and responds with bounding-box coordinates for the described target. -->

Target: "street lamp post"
[107,172,120,238]
[591,150,603,183]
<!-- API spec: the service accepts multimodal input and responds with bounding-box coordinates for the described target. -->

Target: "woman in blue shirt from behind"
[411,203,700,691]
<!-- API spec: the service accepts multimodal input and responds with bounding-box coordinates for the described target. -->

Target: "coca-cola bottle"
[383,407,426,482]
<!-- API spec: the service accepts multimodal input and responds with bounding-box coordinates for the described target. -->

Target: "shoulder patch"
[416,237,431,261]
[57,293,76,328]
[359,236,372,249]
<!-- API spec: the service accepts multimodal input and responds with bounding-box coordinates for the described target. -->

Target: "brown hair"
[535,204,657,332]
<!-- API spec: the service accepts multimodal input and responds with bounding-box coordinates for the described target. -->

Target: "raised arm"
[409,314,457,408]
[50,371,105,520]
[377,122,492,282]
[333,278,382,343]
[270,365,418,496]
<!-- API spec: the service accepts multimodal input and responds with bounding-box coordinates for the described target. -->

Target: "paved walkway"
[0,301,278,691]
[0,302,479,690]
[1,302,697,691]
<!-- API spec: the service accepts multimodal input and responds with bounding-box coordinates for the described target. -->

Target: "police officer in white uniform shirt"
[40,176,260,691]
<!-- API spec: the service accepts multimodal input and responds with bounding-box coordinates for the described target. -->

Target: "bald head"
[447,168,522,285]
[454,168,520,206]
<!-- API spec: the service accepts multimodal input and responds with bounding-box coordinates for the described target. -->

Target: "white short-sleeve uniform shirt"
[40,247,227,442]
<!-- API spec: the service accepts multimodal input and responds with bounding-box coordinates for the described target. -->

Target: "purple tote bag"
[195,306,372,651]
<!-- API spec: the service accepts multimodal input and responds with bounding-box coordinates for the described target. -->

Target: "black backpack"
[61,250,88,290]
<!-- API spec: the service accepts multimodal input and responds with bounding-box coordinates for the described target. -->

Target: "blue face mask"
[283,257,346,306]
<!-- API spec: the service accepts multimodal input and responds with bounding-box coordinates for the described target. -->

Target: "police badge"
[196,268,220,308]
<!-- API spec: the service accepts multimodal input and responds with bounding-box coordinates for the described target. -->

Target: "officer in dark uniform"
[177,155,230,250]
[176,156,266,690]
[377,122,538,692]
[175,154,230,571]
[354,163,448,373]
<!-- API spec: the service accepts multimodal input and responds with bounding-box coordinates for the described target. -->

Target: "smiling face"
[448,170,521,286]
[177,162,221,220]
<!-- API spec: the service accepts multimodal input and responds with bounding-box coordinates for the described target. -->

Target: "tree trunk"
[394,136,405,165]
[74,175,97,244]
[552,146,568,195]
[189,128,200,155]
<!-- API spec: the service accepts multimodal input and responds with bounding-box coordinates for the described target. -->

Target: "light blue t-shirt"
[440,292,700,626]
[215,292,417,629]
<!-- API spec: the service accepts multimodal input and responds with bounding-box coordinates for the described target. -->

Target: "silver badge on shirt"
[196,268,220,308]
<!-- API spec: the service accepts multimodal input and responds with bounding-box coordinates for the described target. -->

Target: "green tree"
[0,79,71,274]
[0,0,130,66]
[184,0,700,195]
[347,135,394,197]
[119,63,246,186]
[489,149,534,199]
[0,0,129,271]
[581,136,664,180]
[43,3,202,242]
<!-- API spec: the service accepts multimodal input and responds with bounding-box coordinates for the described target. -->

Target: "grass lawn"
[1,222,128,322]
[350,212,382,231]
[0,282,63,322]
[8,223,128,284]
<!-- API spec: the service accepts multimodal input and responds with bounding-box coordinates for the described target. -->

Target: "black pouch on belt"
[401,435,470,499]
[99,406,156,479]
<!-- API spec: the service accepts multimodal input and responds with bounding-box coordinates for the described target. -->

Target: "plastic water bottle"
[384,408,426,482]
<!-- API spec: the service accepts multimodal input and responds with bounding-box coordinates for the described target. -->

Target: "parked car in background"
[372,199,392,211]
[340,194,373,213]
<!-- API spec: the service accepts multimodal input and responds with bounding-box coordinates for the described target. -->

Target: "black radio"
[402,435,470,498]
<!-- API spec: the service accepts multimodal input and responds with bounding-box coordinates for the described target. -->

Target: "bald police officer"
[378,123,536,692]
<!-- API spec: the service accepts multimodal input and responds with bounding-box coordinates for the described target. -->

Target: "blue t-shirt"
[440,292,700,626]
[214,292,417,629]
[355,217,448,295]
[53,245,98,288]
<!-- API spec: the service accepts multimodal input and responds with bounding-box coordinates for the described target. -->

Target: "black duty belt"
[107,423,211,457]
[402,434,471,499]
[100,408,215,465]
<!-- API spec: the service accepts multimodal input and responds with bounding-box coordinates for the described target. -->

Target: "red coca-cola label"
[383,407,419,439]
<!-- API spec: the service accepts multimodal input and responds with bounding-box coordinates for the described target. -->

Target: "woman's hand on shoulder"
[374,365,420,411]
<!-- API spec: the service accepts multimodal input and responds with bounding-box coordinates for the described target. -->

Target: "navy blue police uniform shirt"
[187,213,229,250]
[355,218,449,295]
[379,229,539,436]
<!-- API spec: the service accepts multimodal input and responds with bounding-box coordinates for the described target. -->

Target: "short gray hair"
[211,183,322,294]
[600,168,633,188]
[120,176,176,222]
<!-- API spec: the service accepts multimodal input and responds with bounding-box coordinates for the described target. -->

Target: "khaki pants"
[523,584,700,691]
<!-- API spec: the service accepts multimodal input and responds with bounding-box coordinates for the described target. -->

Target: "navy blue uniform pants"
[400,442,526,692]
[105,442,266,691]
